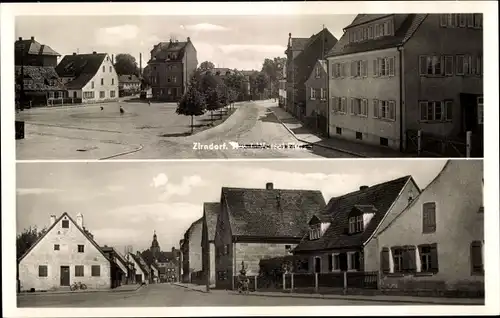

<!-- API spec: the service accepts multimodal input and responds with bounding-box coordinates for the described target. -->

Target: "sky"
[15,15,356,71]
[16,160,447,254]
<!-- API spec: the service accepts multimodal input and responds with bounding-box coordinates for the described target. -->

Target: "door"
[73,91,77,98]
[314,257,321,273]
[60,266,70,286]
[135,274,142,283]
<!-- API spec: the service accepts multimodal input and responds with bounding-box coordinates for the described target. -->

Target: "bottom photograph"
[15,159,484,307]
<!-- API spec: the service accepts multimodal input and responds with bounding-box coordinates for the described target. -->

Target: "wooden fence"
[406,129,478,157]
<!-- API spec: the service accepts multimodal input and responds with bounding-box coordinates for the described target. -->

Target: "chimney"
[18,37,22,41]
[73,52,76,55]
[50,215,56,225]
[266,182,274,190]
[172,247,175,252]
[359,186,369,191]
[187,37,190,42]
[30,36,34,41]
[111,54,114,64]
[92,51,96,55]
[76,213,84,228]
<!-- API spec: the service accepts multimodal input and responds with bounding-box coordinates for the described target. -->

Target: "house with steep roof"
[201,202,221,286]
[101,246,129,287]
[304,60,329,134]
[15,36,65,107]
[148,37,198,101]
[118,74,141,95]
[181,218,203,283]
[18,213,112,292]
[327,14,483,155]
[214,182,326,289]
[293,175,420,275]
[128,252,149,284]
[56,52,119,103]
[374,160,484,296]
[285,29,338,119]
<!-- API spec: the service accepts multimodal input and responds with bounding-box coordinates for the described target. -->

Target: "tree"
[17,226,46,260]
[252,72,269,97]
[223,71,246,101]
[176,84,207,134]
[261,57,286,98]
[114,53,139,76]
[204,86,223,123]
[198,61,215,73]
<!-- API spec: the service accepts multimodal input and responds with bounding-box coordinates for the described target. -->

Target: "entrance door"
[135,274,142,283]
[73,91,77,98]
[60,266,70,286]
[314,257,321,273]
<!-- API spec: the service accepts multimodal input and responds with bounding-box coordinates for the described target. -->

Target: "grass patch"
[191,107,235,135]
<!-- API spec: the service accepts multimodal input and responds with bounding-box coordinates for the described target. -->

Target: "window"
[62,220,69,228]
[470,241,484,275]
[112,78,115,85]
[422,202,437,233]
[477,96,483,125]
[368,26,373,39]
[463,55,472,75]
[419,245,432,272]
[172,76,177,83]
[351,61,362,77]
[355,132,363,140]
[361,99,368,117]
[101,78,104,85]
[91,81,95,89]
[473,14,483,29]
[320,88,326,100]
[109,66,112,72]
[285,245,292,251]
[392,247,404,273]
[48,92,55,99]
[349,252,361,271]
[419,100,452,122]
[38,265,48,277]
[110,91,116,98]
[377,57,395,76]
[54,244,60,251]
[374,24,380,38]
[102,66,105,72]
[78,244,85,253]
[373,100,396,121]
[91,265,101,277]
[458,14,467,27]
[83,91,95,99]
[444,56,454,76]
[380,137,389,147]
[332,253,340,271]
[419,55,443,76]
[315,66,321,78]
[348,215,363,233]
[336,127,342,135]
[456,55,465,75]
[350,98,367,116]
[310,87,316,100]
[309,224,321,240]
[75,265,84,277]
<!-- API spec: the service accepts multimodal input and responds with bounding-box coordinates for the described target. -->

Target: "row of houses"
[17,213,180,292]
[179,160,483,295]
[15,36,141,107]
[283,14,483,156]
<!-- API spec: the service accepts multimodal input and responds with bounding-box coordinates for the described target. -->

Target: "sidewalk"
[172,282,484,305]
[269,106,407,158]
[17,284,143,296]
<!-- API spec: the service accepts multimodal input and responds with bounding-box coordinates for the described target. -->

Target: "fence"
[406,129,477,157]
[47,97,83,107]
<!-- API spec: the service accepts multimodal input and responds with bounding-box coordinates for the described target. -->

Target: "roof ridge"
[328,175,411,202]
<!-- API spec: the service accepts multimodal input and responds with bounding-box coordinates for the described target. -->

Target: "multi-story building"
[285,30,337,119]
[304,60,329,134]
[15,36,65,107]
[56,52,119,103]
[148,38,198,101]
[181,218,203,283]
[18,213,112,292]
[375,160,484,296]
[118,74,141,95]
[201,202,220,286]
[327,14,483,153]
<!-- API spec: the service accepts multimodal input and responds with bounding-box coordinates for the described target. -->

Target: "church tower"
[150,230,160,257]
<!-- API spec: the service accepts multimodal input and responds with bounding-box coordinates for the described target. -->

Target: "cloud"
[17,188,63,195]
[151,174,205,200]
[95,24,140,47]
[219,44,286,55]
[180,23,230,32]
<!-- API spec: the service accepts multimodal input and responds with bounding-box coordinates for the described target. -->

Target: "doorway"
[60,266,70,286]
[314,257,321,273]
[135,274,142,283]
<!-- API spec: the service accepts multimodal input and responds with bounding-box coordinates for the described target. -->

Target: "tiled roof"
[290,37,311,51]
[101,246,128,270]
[326,14,428,58]
[149,41,188,63]
[55,53,108,89]
[129,253,149,274]
[15,38,60,56]
[344,14,393,29]
[293,176,414,252]
[222,186,326,238]
[203,202,220,242]
[15,66,65,91]
[156,251,178,264]
[18,212,112,264]
[118,74,140,84]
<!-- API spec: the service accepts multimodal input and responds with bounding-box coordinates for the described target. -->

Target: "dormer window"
[309,224,321,240]
[349,215,363,233]
[315,66,321,78]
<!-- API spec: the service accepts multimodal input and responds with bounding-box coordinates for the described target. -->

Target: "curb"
[17,284,143,296]
[268,109,367,158]
[172,283,208,294]
[99,144,144,160]
[231,291,484,305]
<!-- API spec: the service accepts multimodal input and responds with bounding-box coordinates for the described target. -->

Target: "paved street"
[15,100,353,160]
[17,283,422,307]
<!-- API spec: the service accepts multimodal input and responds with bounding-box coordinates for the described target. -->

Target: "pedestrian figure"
[119,106,125,115]
[100,106,104,111]
[148,99,151,106]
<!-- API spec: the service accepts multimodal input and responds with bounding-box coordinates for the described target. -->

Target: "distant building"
[118,74,141,95]
[101,246,129,288]
[181,219,203,283]
[128,252,149,284]
[18,213,112,292]
[56,52,119,103]
[304,60,329,135]
[141,232,180,283]
[148,37,198,101]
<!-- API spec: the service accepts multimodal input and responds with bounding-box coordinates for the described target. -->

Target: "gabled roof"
[204,202,220,242]
[55,53,108,89]
[118,74,140,84]
[184,217,204,239]
[18,212,111,264]
[222,186,326,238]
[101,246,128,271]
[15,38,60,56]
[289,37,310,51]
[326,14,428,58]
[129,253,149,274]
[15,66,65,91]
[305,60,328,85]
[293,176,416,252]
[149,41,189,63]
[344,14,393,29]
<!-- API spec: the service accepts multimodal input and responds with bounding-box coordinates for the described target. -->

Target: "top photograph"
[13,13,484,160]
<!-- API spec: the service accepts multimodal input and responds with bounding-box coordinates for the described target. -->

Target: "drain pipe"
[397,46,404,153]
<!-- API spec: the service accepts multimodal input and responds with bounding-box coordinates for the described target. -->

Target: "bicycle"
[70,281,88,291]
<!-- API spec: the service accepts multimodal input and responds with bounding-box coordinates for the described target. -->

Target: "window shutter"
[444,56,454,76]
[440,14,447,27]
[373,100,379,118]
[407,246,417,271]
[362,99,368,116]
[467,14,474,27]
[419,56,427,76]
[388,101,396,120]
[373,59,379,77]
[456,56,464,75]
[389,57,395,76]
[476,56,482,75]
[429,243,439,273]
[470,241,483,274]
[349,98,354,114]
[362,60,367,77]
[423,202,437,233]
[328,254,333,271]
[380,247,390,273]
[351,61,356,77]
[419,101,428,121]
[444,100,453,121]
[344,62,350,77]
[341,98,346,112]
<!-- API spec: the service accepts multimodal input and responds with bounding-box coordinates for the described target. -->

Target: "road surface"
[17,283,418,307]
[15,100,353,160]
